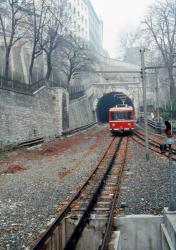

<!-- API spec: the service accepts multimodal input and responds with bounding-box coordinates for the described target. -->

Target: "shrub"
[160,101,176,120]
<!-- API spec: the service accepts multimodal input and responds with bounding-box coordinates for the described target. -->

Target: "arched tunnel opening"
[96,92,134,123]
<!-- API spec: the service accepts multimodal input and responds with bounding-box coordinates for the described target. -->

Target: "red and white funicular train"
[109,104,135,134]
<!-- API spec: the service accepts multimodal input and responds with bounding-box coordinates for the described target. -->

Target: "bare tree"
[29,0,87,83]
[117,27,143,63]
[0,0,31,82]
[142,0,176,101]
[120,30,140,54]
[27,0,47,84]
[55,36,98,88]
[39,0,69,80]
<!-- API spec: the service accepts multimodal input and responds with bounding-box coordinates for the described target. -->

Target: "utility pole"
[155,69,160,121]
[168,143,176,210]
[137,85,140,119]
[140,49,149,161]
[170,101,173,134]
[165,121,176,211]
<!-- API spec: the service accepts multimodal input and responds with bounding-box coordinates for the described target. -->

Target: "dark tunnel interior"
[96,92,134,123]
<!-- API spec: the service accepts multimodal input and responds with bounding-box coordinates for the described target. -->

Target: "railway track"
[132,129,176,160]
[32,134,129,250]
[0,123,97,153]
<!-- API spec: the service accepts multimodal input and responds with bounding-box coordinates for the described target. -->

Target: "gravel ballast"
[0,125,175,249]
[0,126,110,249]
[118,139,172,215]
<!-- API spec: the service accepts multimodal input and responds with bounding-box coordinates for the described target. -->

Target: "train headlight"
[128,123,131,126]
[112,123,115,127]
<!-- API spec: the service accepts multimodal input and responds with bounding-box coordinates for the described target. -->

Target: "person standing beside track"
[165,121,172,136]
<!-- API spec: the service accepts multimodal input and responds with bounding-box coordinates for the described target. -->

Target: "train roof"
[109,105,133,112]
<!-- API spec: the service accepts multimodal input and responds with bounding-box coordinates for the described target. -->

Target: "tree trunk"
[168,67,176,102]
[45,52,52,80]
[67,73,72,89]
[4,47,10,83]
[29,46,36,85]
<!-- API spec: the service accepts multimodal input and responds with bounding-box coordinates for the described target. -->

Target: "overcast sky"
[91,0,154,58]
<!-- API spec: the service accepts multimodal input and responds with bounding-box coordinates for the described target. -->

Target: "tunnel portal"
[96,92,134,123]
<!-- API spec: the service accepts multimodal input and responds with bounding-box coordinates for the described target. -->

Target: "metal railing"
[139,116,176,133]
[0,77,67,95]
[0,77,85,97]
[0,77,32,94]
[68,85,85,100]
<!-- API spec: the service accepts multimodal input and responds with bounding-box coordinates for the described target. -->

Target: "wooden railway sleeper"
[63,136,123,250]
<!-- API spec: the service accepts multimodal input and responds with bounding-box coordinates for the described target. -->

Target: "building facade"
[83,0,103,53]
[62,0,103,53]
[0,0,104,84]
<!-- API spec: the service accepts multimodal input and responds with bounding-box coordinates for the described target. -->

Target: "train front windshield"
[111,111,132,120]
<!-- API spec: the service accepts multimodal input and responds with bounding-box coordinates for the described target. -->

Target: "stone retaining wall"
[0,87,69,148]
[69,95,95,130]
[0,88,95,148]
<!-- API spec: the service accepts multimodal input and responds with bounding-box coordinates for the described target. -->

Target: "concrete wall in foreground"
[115,215,163,250]
[69,95,95,130]
[0,87,69,147]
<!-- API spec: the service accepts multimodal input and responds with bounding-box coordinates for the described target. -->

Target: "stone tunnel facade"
[86,82,140,122]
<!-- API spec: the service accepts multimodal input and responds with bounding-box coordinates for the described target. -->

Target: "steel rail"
[133,131,160,148]
[86,70,141,74]
[0,122,97,153]
[131,135,161,156]
[100,136,129,250]
[32,136,116,250]
[64,136,123,250]
[132,131,176,161]
[62,121,97,137]
[134,130,176,154]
